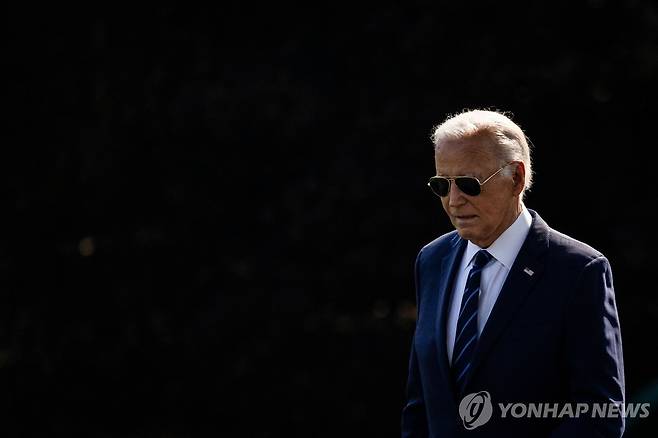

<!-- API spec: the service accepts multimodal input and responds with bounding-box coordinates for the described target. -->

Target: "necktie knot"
[472,250,492,270]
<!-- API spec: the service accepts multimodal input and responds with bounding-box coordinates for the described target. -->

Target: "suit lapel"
[469,210,550,378]
[433,236,467,392]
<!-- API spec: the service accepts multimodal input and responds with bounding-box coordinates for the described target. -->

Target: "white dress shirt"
[446,207,532,364]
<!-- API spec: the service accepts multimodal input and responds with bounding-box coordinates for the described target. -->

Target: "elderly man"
[401,110,624,437]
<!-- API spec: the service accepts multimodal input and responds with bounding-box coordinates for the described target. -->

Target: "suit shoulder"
[417,230,460,261]
[548,228,606,266]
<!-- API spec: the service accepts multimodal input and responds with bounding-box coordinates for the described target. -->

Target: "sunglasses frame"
[427,161,516,197]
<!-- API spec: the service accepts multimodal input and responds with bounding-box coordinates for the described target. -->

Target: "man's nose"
[447,180,466,207]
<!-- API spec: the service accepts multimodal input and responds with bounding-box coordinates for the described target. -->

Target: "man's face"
[434,138,522,248]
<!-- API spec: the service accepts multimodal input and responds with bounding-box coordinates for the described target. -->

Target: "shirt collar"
[463,206,532,271]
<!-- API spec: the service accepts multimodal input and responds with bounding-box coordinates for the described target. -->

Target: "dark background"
[3,2,658,437]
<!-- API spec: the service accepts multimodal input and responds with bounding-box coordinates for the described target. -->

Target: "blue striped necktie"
[452,249,492,395]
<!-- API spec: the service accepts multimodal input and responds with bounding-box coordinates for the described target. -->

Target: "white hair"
[431,109,534,197]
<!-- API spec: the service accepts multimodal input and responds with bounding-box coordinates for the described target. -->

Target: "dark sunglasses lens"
[455,177,481,196]
[429,178,450,196]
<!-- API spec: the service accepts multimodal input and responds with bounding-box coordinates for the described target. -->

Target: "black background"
[3,2,658,437]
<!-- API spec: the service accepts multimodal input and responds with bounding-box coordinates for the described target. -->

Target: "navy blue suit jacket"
[402,210,625,437]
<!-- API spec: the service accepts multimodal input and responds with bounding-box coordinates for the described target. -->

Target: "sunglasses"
[427,162,515,197]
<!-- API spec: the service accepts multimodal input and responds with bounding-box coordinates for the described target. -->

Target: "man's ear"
[513,161,526,195]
